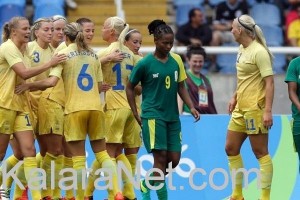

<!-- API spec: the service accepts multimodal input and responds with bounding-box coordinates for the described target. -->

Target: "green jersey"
[285,57,300,119]
[129,52,186,121]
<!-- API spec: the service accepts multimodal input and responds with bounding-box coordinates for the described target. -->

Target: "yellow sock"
[13,163,27,199]
[126,154,137,176]
[228,154,244,200]
[36,152,43,168]
[116,154,135,199]
[53,155,63,199]
[63,156,74,199]
[95,151,120,199]
[85,159,100,197]
[1,155,19,188]
[259,154,273,200]
[41,153,56,198]
[72,156,86,200]
[24,157,41,200]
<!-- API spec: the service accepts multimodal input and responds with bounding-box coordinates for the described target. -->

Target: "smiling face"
[125,32,142,55]
[12,19,31,44]
[81,22,95,45]
[188,54,204,74]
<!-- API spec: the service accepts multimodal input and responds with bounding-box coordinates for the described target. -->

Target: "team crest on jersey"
[153,73,159,78]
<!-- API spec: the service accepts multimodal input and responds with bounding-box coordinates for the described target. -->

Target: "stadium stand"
[0,1,26,43]
[67,0,170,46]
[32,0,65,21]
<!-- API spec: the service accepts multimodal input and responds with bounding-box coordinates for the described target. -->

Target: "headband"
[237,17,255,32]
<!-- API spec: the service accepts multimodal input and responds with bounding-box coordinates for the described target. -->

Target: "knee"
[22,145,36,157]
[225,143,236,156]
[252,147,268,159]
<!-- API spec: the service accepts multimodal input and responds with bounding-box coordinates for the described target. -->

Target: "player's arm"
[100,50,124,65]
[178,81,200,121]
[126,81,141,125]
[15,76,59,94]
[263,75,274,128]
[177,94,184,114]
[288,81,300,111]
[12,53,66,80]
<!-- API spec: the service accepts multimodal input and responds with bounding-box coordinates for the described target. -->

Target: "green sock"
[155,181,167,200]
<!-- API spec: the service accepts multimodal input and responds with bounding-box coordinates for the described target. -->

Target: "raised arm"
[12,53,66,80]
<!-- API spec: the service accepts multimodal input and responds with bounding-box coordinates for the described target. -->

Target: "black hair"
[148,19,173,39]
[186,44,206,60]
[188,8,202,23]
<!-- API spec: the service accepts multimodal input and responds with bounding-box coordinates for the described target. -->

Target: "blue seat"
[216,43,239,74]
[0,4,25,24]
[33,0,64,7]
[273,54,286,74]
[0,0,25,7]
[33,2,65,21]
[250,3,281,26]
[0,3,25,43]
[259,25,283,46]
[209,0,224,7]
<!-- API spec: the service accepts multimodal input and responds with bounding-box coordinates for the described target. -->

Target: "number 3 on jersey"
[77,64,93,91]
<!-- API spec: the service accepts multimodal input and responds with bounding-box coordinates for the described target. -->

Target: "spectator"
[178,45,217,114]
[211,0,248,46]
[175,8,212,46]
[287,3,300,46]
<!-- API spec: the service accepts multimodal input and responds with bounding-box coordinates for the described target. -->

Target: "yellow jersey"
[50,43,103,114]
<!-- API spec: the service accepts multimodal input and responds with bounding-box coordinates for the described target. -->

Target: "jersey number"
[112,63,133,90]
[245,118,256,131]
[77,64,93,91]
[33,52,40,63]
[24,114,31,126]
[165,76,171,89]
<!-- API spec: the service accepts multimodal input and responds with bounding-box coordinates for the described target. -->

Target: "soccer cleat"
[228,197,244,200]
[114,192,124,200]
[42,196,52,200]
[124,197,137,200]
[0,187,11,200]
[140,179,151,200]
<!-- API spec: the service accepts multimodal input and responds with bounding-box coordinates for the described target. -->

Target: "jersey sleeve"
[255,48,273,78]
[285,58,299,83]
[49,64,63,78]
[170,52,187,82]
[4,45,23,68]
[129,60,144,85]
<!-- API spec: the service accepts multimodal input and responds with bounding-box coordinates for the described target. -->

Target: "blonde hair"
[2,16,28,43]
[64,22,92,53]
[31,17,53,41]
[105,16,129,44]
[237,14,274,63]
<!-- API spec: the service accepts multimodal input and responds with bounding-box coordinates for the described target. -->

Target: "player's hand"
[109,50,125,63]
[101,83,111,92]
[228,97,237,114]
[190,108,200,122]
[15,84,29,94]
[263,110,273,130]
[50,53,67,66]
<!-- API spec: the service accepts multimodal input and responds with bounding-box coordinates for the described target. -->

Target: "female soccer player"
[225,14,274,200]
[126,19,200,200]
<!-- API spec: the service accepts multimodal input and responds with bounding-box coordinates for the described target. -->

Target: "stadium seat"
[216,42,238,74]
[259,25,284,46]
[33,0,65,21]
[209,0,224,7]
[0,0,25,7]
[250,2,281,26]
[0,3,25,43]
[273,54,287,74]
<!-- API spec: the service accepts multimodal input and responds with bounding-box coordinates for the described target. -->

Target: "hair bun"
[148,19,166,35]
